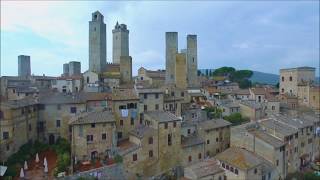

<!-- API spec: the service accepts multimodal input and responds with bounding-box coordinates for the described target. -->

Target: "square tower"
[18,55,31,77]
[112,22,129,64]
[187,35,198,88]
[89,11,106,73]
[165,32,178,85]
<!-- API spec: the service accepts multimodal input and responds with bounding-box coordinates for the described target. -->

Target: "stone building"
[181,136,205,166]
[89,11,106,73]
[197,119,231,157]
[279,66,315,96]
[119,56,132,84]
[38,93,87,144]
[18,55,31,78]
[111,89,139,141]
[53,76,82,93]
[136,67,165,87]
[186,35,198,88]
[165,32,178,85]
[0,98,38,162]
[231,122,287,179]
[239,100,264,121]
[112,22,129,64]
[68,61,81,76]
[175,53,187,89]
[216,147,277,180]
[70,111,116,161]
[309,86,320,111]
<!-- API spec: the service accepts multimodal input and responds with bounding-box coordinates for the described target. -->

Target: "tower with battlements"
[112,22,129,64]
[89,11,106,73]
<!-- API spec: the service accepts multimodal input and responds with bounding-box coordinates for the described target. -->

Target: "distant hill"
[250,71,279,85]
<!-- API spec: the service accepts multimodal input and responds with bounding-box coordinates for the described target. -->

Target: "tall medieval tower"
[186,35,198,87]
[89,11,106,73]
[112,22,129,64]
[165,32,178,85]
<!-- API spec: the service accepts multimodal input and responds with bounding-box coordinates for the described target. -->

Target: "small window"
[155,104,159,110]
[133,153,137,161]
[149,137,153,144]
[230,166,234,172]
[155,93,159,99]
[226,165,229,170]
[188,155,192,162]
[207,140,210,144]
[289,76,292,81]
[164,123,168,129]
[149,150,153,158]
[254,168,257,174]
[187,129,191,134]
[282,76,284,82]
[86,135,93,142]
[120,120,124,126]
[173,121,177,128]
[6,145,10,151]
[56,120,61,128]
[216,138,219,142]
[198,153,202,159]
[3,132,9,140]
[144,94,148,99]
[181,92,184,97]
[70,107,77,113]
[102,133,106,140]
[222,163,225,168]
[168,134,172,146]
[235,169,238,175]
[117,132,123,139]
[171,92,175,97]
[144,105,147,111]
[91,123,95,128]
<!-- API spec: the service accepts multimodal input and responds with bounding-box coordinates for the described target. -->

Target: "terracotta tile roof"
[70,110,115,125]
[198,119,231,131]
[184,158,224,178]
[181,135,204,148]
[129,125,155,139]
[145,111,180,123]
[112,89,139,101]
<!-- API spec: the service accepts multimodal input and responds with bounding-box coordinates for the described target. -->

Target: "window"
[6,145,10,151]
[254,168,257,174]
[155,93,159,99]
[226,165,229,170]
[222,163,225,168]
[282,76,284,82]
[149,150,153,158]
[295,133,298,139]
[192,57,195,63]
[117,132,122,139]
[164,122,168,129]
[70,107,77,113]
[86,135,93,142]
[289,76,292,81]
[216,138,219,142]
[207,140,210,144]
[272,106,275,110]
[198,153,202,159]
[140,113,144,124]
[171,92,175,97]
[56,120,61,128]
[281,88,284,93]
[133,153,137,161]
[28,124,32,131]
[120,120,124,126]
[57,104,61,110]
[144,105,147,111]
[188,156,192,162]
[235,169,238,175]
[308,138,312,144]
[268,172,271,180]
[230,166,234,172]
[149,137,153,144]
[155,104,159,110]
[181,92,184,97]
[91,123,95,128]
[144,94,148,99]
[187,129,191,134]
[216,149,220,153]
[173,121,177,128]
[3,132,9,140]
[102,133,106,140]
[168,134,172,146]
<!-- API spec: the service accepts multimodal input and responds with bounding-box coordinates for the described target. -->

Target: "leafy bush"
[223,113,249,125]
[114,154,123,163]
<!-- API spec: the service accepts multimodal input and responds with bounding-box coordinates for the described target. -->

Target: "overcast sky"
[1,1,319,76]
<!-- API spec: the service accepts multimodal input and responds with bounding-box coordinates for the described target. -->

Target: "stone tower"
[18,55,31,77]
[63,63,69,77]
[120,56,132,84]
[165,32,178,85]
[186,35,198,88]
[89,11,106,73]
[112,22,129,64]
[69,61,81,76]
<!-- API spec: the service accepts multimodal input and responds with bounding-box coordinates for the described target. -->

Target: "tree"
[238,79,252,89]
[223,113,249,125]
[212,67,236,76]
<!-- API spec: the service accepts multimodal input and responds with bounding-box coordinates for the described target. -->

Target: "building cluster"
[0,10,319,179]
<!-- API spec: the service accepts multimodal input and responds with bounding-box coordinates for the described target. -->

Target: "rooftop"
[240,100,262,109]
[198,119,231,132]
[248,129,285,148]
[145,111,180,123]
[112,89,139,101]
[117,139,139,156]
[280,66,316,72]
[184,158,224,178]
[70,111,115,125]
[129,125,155,139]
[259,118,298,137]
[181,135,204,148]
[215,147,273,170]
